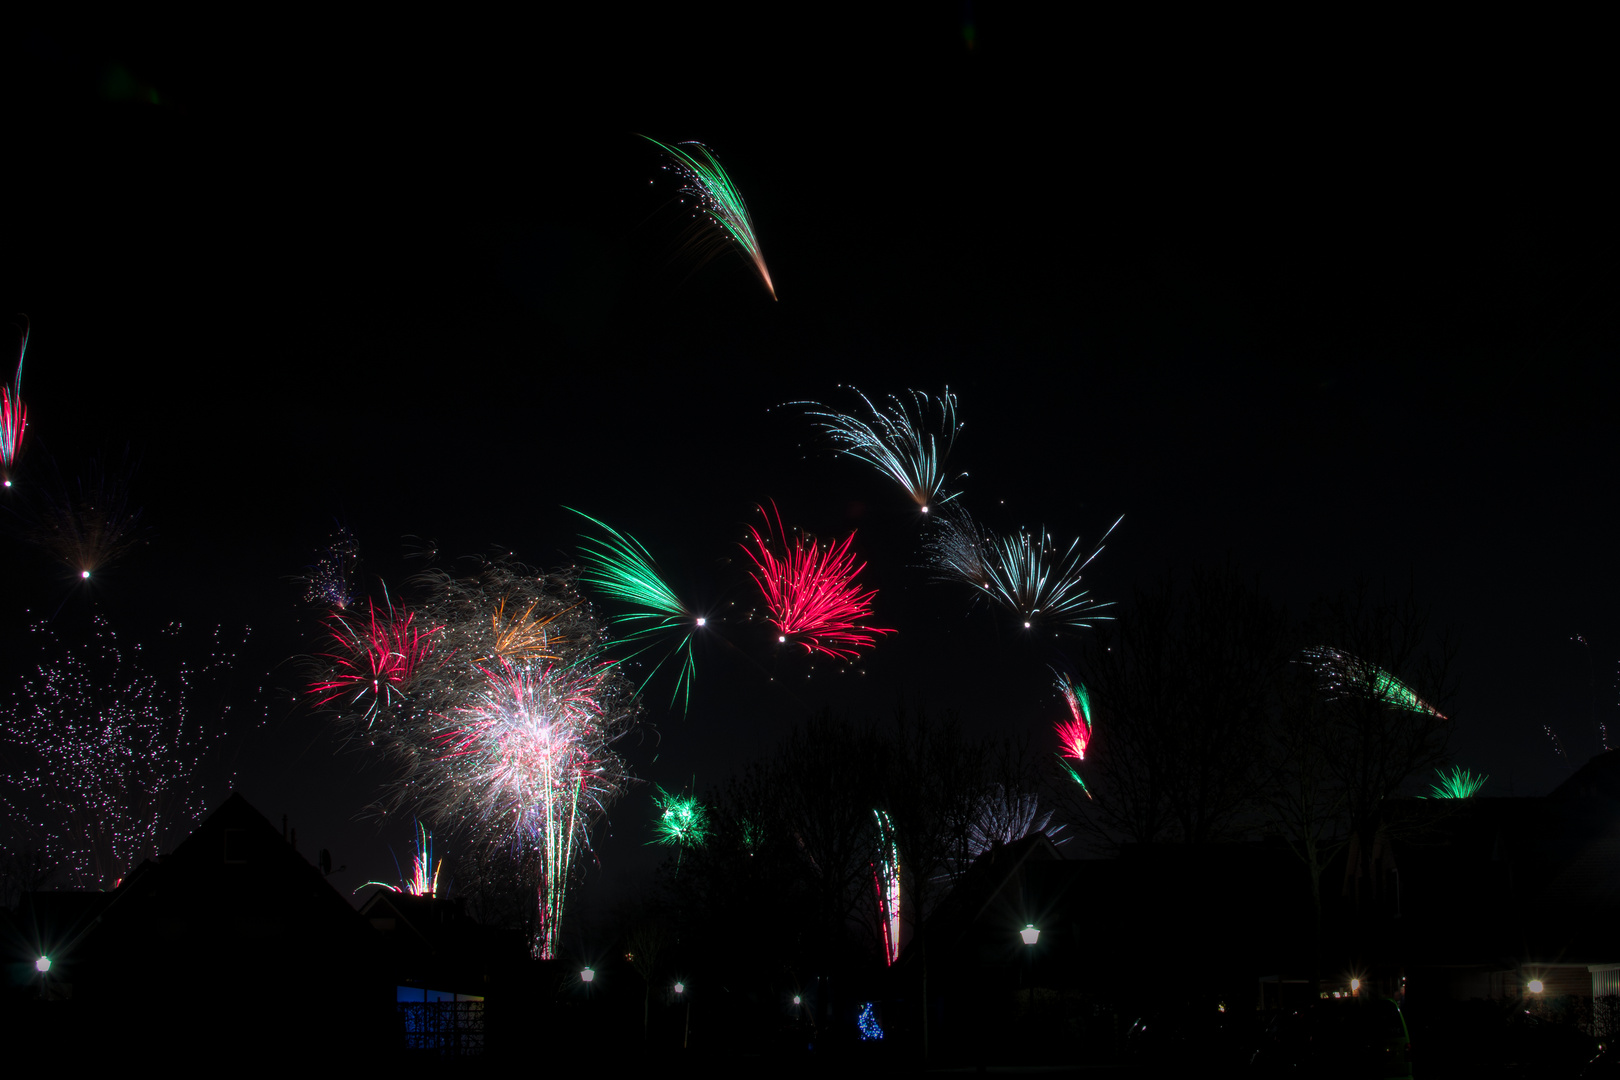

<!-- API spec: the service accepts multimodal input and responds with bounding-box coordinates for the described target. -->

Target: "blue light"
[858,1001,884,1041]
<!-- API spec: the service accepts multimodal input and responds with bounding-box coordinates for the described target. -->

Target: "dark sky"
[3,15,1616,915]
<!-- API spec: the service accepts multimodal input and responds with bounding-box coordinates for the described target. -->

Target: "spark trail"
[741,502,893,660]
[642,136,776,300]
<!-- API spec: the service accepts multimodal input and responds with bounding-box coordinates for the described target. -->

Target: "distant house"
[1354,752,1620,1012]
[10,792,394,1060]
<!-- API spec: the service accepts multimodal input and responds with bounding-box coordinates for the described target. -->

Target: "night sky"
[3,17,1615,924]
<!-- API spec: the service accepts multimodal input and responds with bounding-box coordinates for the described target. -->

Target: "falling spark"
[741,502,893,660]
[798,387,964,511]
[641,136,776,300]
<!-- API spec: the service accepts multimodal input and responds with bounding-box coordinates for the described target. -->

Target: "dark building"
[7,792,394,1061]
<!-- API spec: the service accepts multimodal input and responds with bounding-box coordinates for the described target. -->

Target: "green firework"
[571,509,699,711]
[1428,765,1487,799]
[651,785,710,848]
[641,136,776,300]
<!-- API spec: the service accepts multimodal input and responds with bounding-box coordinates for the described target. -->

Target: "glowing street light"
[1350,978,1361,994]
[673,981,685,995]
[580,967,595,984]
[35,956,50,973]
[1528,979,1545,994]
[1021,923,1040,945]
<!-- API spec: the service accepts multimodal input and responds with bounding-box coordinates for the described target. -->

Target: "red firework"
[309,599,438,715]
[741,502,893,660]
[1055,673,1092,760]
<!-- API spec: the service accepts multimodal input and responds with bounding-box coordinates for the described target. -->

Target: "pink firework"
[741,502,893,660]
[309,599,438,718]
[1054,672,1092,760]
[1,319,28,486]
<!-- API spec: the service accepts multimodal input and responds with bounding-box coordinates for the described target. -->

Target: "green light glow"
[1428,765,1487,799]
[640,136,776,300]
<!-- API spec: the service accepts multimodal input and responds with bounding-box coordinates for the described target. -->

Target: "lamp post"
[675,979,690,1048]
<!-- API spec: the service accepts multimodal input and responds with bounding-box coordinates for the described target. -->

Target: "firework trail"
[0,617,257,888]
[572,509,703,711]
[641,136,776,300]
[1427,765,1488,799]
[301,527,360,609]
[1,318,27,487]
[871,809,900,964]
[798,387,964,512]
[1544,724,1569,762]
[307,555,634,958]
[936,516,1120,630]
[741,502,893,660]
[307,597,439,727]
[1299,646,1447,718]
[358,820,444,897]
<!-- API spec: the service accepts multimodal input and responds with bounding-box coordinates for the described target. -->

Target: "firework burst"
[307,598,439,725]
[642,136,776,300]
[1054,670,1092,761]
[1427,765,1487,799]
[1299,646,1447,719]
[800,387,963,512]
[20,455,148,580]
[573,509,702,710]
[300,527,360,609]
[650,785,710,849]
[950,517,1120,631]
[741,502,893,660]
[359,820,444,897]
[307,555,635,959]
[1,318,27,487]
[0,617,257,888]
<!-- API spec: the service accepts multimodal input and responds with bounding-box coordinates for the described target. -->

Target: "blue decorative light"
[858,1001,884,1041]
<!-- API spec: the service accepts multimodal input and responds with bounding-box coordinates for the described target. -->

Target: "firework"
[741,502,893,660]
[871,809,900,965]
[955,518,1120,630]
[965,785,1064,859]
[308,555,634,959]
[573,509,702,710]
[0,617,257,888]
[924,504,991,588]
[1,318,26,487]
[358,820,444,897]
[1428,765,1487,799]
[642,136,776,300]
[798,387,963,512]
[301,527,360,609]
[1300,646,1447,719]
[19,455,148,579]
[307,598,439,726]
[651,785,710,851]
[1054,670,1092,761]
[431,656,626,958]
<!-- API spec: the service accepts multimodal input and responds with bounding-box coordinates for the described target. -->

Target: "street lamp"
[1020,923,1040,945]
[35,956,50,974]
[580,967,595,984]
[673,981,685,995]
[1528,979,1545,994]
[1350,978,1361,995]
